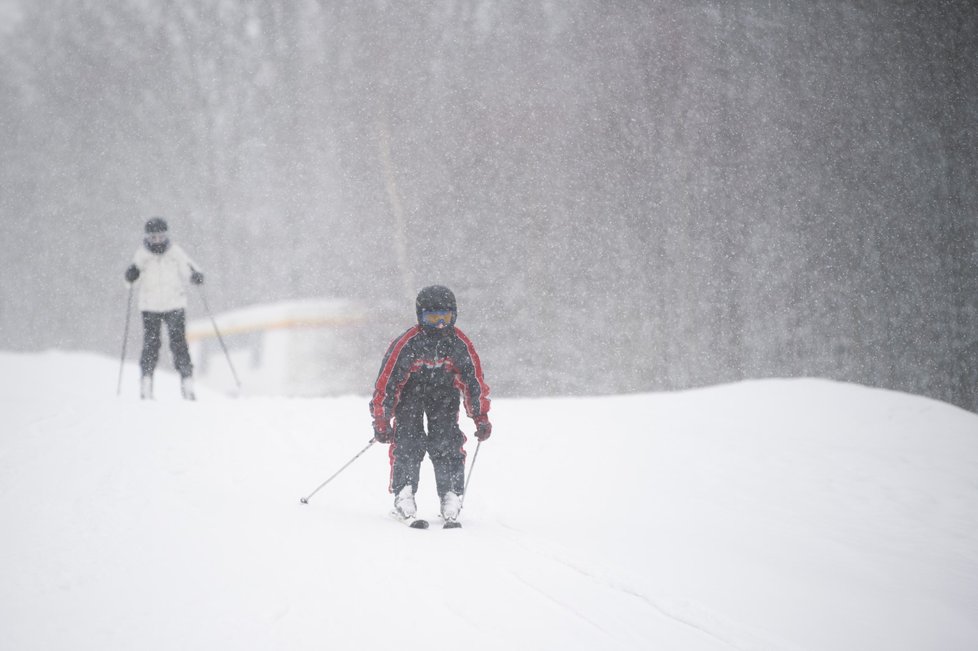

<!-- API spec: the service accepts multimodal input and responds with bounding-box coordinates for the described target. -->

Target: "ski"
[389,510,462,529]
[391,511,429,529]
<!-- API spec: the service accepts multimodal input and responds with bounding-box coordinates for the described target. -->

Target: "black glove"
[125,265,140,283]
[373,422,393,444]
[475,420,492,442]
[190,270,204,285]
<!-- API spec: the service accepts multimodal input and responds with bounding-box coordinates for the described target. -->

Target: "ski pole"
[194,277,242,392]
[300,438,377,504]
[116,284,135,396]
[460,440,482,510]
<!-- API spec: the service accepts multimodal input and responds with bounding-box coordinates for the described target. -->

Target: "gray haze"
[1,1,977,409]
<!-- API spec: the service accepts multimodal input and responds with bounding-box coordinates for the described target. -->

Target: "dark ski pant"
[390,381,467,498]
[140,309,193,379]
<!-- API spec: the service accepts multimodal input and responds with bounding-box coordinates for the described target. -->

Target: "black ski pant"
[140,309,193,379]
[390,380,467,499]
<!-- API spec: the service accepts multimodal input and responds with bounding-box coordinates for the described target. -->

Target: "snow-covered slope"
[1,350,976,650]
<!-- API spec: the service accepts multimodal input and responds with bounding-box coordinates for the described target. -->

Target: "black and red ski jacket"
[370,325,491,435]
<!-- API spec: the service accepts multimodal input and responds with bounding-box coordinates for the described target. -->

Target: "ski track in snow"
[494,519,800,651]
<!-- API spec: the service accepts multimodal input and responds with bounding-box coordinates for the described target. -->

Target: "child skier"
[370,285,492,526]
[124,217,204,400]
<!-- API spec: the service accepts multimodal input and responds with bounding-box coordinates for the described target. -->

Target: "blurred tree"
[0,0,975,409]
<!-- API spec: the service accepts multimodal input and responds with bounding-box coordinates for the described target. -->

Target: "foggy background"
[1,1,976,409]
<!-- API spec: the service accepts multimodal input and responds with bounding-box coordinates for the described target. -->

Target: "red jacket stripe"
[455,328,491,418]
[371,326,422,424]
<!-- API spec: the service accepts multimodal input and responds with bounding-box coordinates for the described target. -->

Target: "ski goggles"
[145,232,168,244]
[421,309,454,327]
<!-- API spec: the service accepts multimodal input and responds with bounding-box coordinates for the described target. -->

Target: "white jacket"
[131,243,200,313]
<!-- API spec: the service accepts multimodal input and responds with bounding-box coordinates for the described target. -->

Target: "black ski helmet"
[415,285,457,327]
[145,217,168,234]
[143,216,170,254]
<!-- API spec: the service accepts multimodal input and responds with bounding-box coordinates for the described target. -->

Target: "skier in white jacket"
[124,217,204,400]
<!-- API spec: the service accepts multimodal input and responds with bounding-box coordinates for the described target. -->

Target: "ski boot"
[140,375,153,400]
[180,376,196,401]
[441,491,462,528]
[394,485,417,519]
